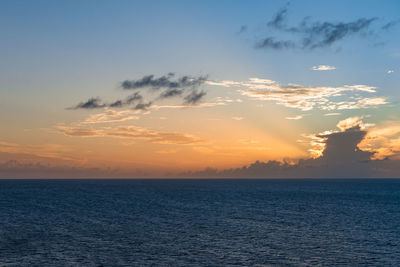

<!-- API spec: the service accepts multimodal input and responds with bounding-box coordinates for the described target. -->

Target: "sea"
[0,179,399,266]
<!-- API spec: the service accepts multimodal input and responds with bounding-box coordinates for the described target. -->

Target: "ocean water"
[0,179,400,266]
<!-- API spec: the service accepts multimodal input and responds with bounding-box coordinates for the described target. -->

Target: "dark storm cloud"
[121,73,208,90]
[183,90,207,105]
[180,126,400,178]
[255,6,384,50]
[70,98,106,109]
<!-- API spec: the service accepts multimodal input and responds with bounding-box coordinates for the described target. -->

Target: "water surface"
[1,179,399,266]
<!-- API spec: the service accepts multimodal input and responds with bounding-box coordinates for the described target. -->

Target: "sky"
[1,0,400,178]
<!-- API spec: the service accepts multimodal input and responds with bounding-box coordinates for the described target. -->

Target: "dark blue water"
[1,179,400,266]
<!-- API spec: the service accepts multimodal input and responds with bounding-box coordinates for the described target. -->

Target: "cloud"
[381,20,399,30]
[255,38,296,50]
[0,141,79,163]
[321,97,387,111]
[237,25,247,34]
[121,73,208,90]
[0,158,152,179]
[180,118,400,178]
[286,115,303,120]
[57,127,102,137]
[72,93,145,110]
[207,77,386,111]
[133,101,153,110]
[324,113,341,116]
[312,65,336,71]
[159,88,184,99]
[232,117,244,121]
[57,125,204,145]
[71,74,209,111]
[183,90,207,105]
[81,109,140,124]
[255,6,380,50]
[387,70,394,74]
[267,5,289,29]
[109,92,143,108]
[70,98,106,109]
[359,122,400,160]
[306,116,374,157]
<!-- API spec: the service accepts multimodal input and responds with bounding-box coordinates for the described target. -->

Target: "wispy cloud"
[70,98,106,110]
[208,77,386,111]
[312,65,336,71]
[71,73,209,111]
[57,125,204,145]
[121,73,207,91]
[183,90,207,105]
[81,109,141,124]
[251,5,395,51]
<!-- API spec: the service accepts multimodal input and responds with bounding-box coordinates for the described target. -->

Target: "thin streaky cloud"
[207,77,385,111]
[312,65,336,71]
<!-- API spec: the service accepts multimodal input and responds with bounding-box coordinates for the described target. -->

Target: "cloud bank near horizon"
[180,117,400,178]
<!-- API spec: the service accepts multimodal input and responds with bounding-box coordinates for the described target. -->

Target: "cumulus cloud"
[359,123,400,160]
[305,116,374,157]
[312,65,336,71]
[207,77,386,111]
[252,5,395,51]
[180,118,400,178]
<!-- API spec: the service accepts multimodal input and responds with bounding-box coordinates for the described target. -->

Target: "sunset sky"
[1,0,400,178]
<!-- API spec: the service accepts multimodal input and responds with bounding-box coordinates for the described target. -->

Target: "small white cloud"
[312,65,336,71]
[285,115,303,120]
[387,70,394,74]
[232,117,244,121]
[324,113,341,116]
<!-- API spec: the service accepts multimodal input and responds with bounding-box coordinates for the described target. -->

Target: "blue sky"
[1,0,400,177]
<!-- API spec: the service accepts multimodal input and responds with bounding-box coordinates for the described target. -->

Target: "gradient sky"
[1,0,400,178]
